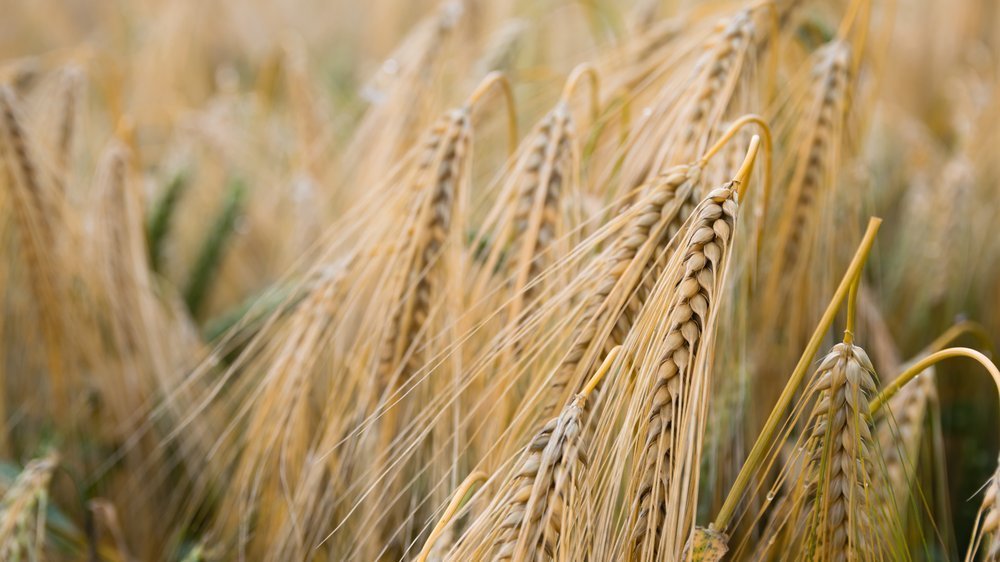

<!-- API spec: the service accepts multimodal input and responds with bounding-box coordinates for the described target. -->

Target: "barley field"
[2,0,1000,560]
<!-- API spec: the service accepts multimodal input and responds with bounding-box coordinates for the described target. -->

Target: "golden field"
[2,0,1000,560]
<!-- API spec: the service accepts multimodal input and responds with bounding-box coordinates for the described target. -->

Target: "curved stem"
[416,470,488,562]
[917,320,995,359]
[713,217,882,532]
[560,63,600,125]
[870,348,1000,417]
[466,71,519,156]
[699,115,771,169]
[734,135,761,201]
[697,115,773,218]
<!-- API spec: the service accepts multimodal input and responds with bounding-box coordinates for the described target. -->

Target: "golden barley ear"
[629,182,740,561]
[792,342,897,562]
[544,164,701,419]
[452,349,620,561]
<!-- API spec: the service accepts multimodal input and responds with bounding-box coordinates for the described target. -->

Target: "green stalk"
[201,285,292,342]
[147,171,190,274]
[183,178,247,320]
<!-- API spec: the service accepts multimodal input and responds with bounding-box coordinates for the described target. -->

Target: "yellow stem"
[844,273,860,344]
[734,135,761,201]
[698,115,773,214]
[748,0,780,106]
[580,345,623,400]
[416,470,488,562]
[869,348,1000,422]
[465,71,519,155]
[837,0,869,39]
[618,88,632,145]
[560,63,600,125]
[713,217,882,532]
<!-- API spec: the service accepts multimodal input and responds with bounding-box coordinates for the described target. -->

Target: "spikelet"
[685,526,729,562]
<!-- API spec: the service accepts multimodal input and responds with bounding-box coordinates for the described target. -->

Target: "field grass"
[2,0,1000,560]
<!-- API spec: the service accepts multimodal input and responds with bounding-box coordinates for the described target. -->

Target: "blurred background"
[2,0,1000,559]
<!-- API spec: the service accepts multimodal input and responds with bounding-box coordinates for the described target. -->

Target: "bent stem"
[560,63,600,125]
[698,114,773,202]
[416,470,488,562]
[712,217,882,532]
[918,320,995,359]
[869,348,1000,421]
[697,115,773,255]
[466,71,518,155]
[733,135,761,201]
